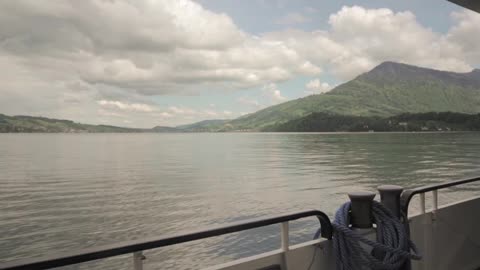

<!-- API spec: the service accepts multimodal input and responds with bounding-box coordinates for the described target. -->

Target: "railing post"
[432,190,438,212]
[280,222,289,270]
[133,251,144,270]
[280,222,289,251]
[419,193,426,214]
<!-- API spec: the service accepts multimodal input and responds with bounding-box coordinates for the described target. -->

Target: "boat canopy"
[448,0,480,13]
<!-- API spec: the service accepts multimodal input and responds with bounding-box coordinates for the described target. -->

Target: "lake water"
[1,132,479,269]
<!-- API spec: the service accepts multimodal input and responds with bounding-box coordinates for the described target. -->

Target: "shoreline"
[0,130,478,134]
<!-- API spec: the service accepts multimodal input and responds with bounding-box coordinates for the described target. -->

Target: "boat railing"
[400,176,480,217]
[0,210,333,270]
[4,176,480,270]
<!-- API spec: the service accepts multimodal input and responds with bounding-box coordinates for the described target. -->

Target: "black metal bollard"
[378,185,403,218]
[348,191,376,228]
[378,185,412,270]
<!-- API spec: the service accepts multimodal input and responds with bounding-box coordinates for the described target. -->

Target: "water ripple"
[0,132,479,269]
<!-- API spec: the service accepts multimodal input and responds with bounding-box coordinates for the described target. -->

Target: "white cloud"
[162,106,233,122]
[276,12,311,25]
[0,0,322,98]
[325,6,457,78]
[264,6,476,80]
[95,101,233,126]
[203,110,218,117]
[237,97,262,108]
[159,112,173,118]
[305,7,318,14]
[263,83,287,103]
[168,106,196,115]
[236,84,290,113]
[1,1,479,127]
[299,61,323,75]
[305,79,334,94]
[447,10,480,62]
[98,109,123,118]
[98,100,155,112]
[3,2,476,89]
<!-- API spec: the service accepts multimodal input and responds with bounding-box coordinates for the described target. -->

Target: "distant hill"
[175,119,230,132]
[226,62,480,130]
[0,113,230,133]
[152,126,181,133]
[0,114,147,133]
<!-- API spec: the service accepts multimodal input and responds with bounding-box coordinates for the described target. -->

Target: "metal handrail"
[0,209,332,270]
[400,176,480,216]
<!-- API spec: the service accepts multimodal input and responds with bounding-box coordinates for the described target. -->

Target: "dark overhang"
[448,0,480,13]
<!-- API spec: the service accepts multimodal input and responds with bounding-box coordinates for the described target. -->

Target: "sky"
[0,0,479,128]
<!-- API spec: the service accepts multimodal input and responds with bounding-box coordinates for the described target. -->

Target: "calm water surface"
[1,133,479,269]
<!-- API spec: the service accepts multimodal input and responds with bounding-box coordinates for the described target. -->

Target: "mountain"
[226,62,480,131]
[0,114,147,133]
[175,119,230,132]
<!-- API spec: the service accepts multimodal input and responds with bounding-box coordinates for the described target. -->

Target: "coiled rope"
[314,201,421,270]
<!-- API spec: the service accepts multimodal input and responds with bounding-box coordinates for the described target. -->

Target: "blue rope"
[314,201,421,270]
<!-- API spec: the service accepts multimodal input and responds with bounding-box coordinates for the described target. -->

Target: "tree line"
[266,112,480,132]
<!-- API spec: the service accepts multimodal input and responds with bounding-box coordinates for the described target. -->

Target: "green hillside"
[0,114,224,133]
[226,62,480,130]
[0,114,146,133]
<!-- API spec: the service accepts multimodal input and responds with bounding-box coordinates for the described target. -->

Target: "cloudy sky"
[1,0,479,127]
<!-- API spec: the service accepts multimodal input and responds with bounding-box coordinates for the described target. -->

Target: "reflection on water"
[0,132,479,269]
